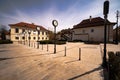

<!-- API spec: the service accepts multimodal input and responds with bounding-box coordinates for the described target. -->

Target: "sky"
[0,0,120,31]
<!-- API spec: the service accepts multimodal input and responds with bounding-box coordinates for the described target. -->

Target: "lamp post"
[28,30,31,47]
[52,20,58,54]
[36,26,40,49]
[102,0,109,68]
[115,10,119,44]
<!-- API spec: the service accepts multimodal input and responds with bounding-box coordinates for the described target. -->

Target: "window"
[22,37,25,40]
[33,30,36,35]
[38,37,40,40]
[15,28,19,33]
[82,30,85,33]
[46,37,47,40]
[22,29,25,33]
[33,37,36,40]
[42,32,44,35]
[15,37,19,40]
[38,31,40,34]
[91,29,94,32]
[28,37,31,40]
[42,37,44,40]
[46,32,47,35]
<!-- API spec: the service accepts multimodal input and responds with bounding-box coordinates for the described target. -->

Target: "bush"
[0,40,13,44]
[38,40,66,45]
[108,51,120,80]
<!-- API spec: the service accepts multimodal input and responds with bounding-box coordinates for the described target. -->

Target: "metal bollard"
[47,44,48,51]
[42,44,43,50]
[79,48,81,60]
[37,42,39,49]
[64,46,66,56]
[34,42,35,48]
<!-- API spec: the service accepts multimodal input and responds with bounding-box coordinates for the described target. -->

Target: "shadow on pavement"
[68,66,103,80]
[0,53,54,61]
[0,50,10,53]
[0,58,12,61]
[65,59,79,64]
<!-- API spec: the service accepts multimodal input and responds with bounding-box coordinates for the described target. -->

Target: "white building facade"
[9,22,49,43]
[72,17,116,42]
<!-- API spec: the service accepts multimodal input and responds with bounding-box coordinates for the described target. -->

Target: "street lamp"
[52,20,58,53]
[28,30,31,47]
[36,26,40,49]
[115,10,119,44]
[102,0,109,68]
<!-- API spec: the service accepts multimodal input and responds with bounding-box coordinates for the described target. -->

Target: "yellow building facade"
[9,22,49,43]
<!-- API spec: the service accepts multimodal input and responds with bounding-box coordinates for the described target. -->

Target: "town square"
[0,0,120,80]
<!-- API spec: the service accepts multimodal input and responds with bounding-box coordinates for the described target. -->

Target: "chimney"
[89,16,92,22]
[31,23,34,25]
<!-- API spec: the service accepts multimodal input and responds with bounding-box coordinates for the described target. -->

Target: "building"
[113,26,120,42]
[9,22,49,43]
[5,31,10,40]
[72,17,116,42]
[56,28,72,41]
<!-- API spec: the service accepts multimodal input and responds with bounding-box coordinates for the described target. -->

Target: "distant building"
[113,26,120,42]
[9,22,49,43]
[72,17,116,42]
[56,28,72,41]
[5,31,10,40]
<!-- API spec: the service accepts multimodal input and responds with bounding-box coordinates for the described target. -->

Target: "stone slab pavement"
[0,42,119,80]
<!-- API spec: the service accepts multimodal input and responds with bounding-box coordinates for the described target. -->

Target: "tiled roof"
[73,17,116,29]
[61,29,72,34]
[9,22,48,31]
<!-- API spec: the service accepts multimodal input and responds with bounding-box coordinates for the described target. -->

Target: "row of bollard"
[19,41,81,61]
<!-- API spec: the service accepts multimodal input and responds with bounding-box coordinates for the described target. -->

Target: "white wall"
[72,25,113,42]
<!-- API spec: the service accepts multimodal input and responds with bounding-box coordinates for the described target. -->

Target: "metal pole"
[42,44,43,50]
[29,33,30,47]
[102,15,107,68]
[47,43,48,51]
[54,26,56,53]
[52,20,58,53]
[64,46,66,56]
[33,42,35,48]
[37,31,39,49]
[102,0,109,68]
[115,10,119,44]
[79,48,81,60]
[24,34,25,45]
[31,42,32,47]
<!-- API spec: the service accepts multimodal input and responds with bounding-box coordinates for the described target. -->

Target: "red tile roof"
[9,22,48,31]
[73,17,116,29]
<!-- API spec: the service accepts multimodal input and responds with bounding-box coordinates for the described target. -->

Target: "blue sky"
[0,0,120,31]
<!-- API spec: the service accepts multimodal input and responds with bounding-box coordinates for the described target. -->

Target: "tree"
[48,31,54,40]
[0,25,8,40]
